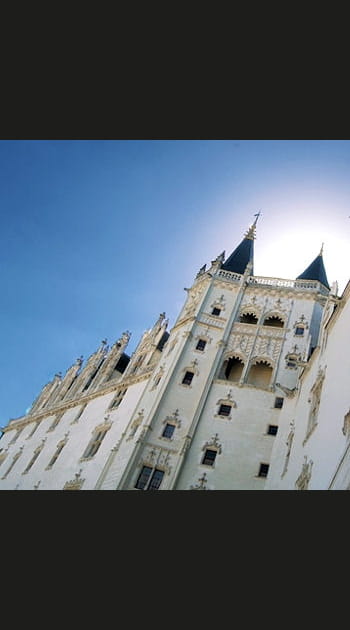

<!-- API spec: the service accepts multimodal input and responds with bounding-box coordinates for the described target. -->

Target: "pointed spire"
[245,211,261,240]
[296,246,330,290]
[221,213,260,275]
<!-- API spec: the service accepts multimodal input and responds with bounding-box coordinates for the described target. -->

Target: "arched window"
[221,356,244,382]
[263,315,284,328]
[246,360,273,388]
[239,312,258,324]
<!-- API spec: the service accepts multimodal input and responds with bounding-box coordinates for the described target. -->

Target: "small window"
[267,425,278,435]
[162,423,175,439]
[202,449,217,466]
[295,326,304,336]
[274,397,284,409]
[196,339,207,351]
[211,307,221,316]
[182,371,194,386]
[287,358,297,368]
[218,404,231,417]
[258,463,269,477]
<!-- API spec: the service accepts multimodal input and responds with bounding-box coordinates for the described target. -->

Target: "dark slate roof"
[296,254,330,289]
[221,237,254,275]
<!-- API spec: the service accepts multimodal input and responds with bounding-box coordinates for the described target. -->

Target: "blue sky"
[1,139,350,427]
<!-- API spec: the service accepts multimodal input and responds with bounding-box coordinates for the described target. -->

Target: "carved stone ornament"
[295,456,313,490]
[127,409,145,440]
[202,433,222,454]
[293,314,309,329]
[163,409,181,428]
[210,294,226,311]
[189,472,208,490]
[141,446,172,475]
[63,469,85,490]
[342,410,350,438]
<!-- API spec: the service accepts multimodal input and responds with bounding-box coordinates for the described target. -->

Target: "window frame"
[201,448,217,467]
[162,423,175,439]
[182,371,194,386]
[195,339,207,351]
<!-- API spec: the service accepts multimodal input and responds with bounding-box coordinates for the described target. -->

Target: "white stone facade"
[1,225,349,490]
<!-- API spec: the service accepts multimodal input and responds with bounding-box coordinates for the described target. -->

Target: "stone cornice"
[3,368,153,433]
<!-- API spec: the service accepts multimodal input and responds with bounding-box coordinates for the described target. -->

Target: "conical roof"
[221,214,259,275]
[296,246,330,289]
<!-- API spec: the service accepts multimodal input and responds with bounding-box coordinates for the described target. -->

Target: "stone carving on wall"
[202,433,222,454]
[295,455,313,490]
[189,472,208,490]
[127,409,145,441]
[142,446,172,475]
[342,410,350,439]
[162,409,182,428]
[293,314,309,330]
[281,420,295,477]
[183,284,207,317]
[63,469,85,490]
[210,294,226,312]
[227,333,254,357]
[285,345,303,370]
[304,366,326,443]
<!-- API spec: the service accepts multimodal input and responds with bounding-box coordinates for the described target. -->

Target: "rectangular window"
[162,423,175,439]
[274,397,284,408]
[182,371,194,386]
[218,404,231,416]
[212,307,221,316]
[147,469,164,490]
[135,466,153,490]
[267,424,278,435]
[202,449,217,466]
[196,339,207,351]
[258,463,269,477]
[295,327,304,336]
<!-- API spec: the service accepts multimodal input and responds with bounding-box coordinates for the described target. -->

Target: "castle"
[1,215,349,490]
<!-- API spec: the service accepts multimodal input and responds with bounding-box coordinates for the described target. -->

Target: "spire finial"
[319,242,324,256]
[245,211,261,240]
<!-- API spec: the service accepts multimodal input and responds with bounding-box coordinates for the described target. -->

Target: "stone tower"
[97,216,330,490]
